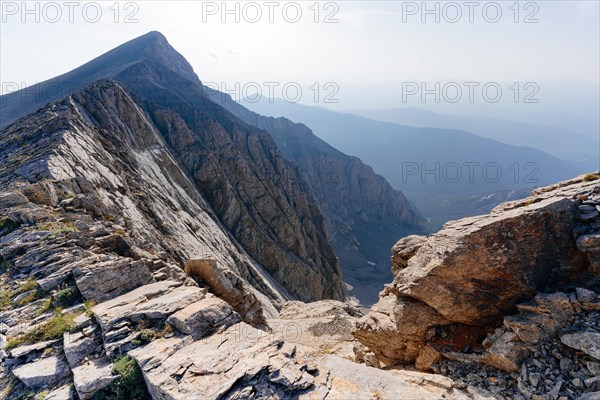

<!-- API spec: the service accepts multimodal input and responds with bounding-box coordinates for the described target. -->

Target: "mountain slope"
[348,107,600,172]
[0,80,290,321]
[1,31,426,305]
[1,31,343,302]
[207,91,424,305]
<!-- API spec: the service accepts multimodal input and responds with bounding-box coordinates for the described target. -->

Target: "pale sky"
[1,1,599,115]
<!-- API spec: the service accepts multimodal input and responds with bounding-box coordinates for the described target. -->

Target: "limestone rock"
[73,255,154,303]
[354,294,449,365]
[45,384,74,400]
[63,331,96,367]
[577,287,597,303]
[72,358,117,400]
[302,355,467,400]
[185,258,266,325]
[9,339,58,359]
[481,329,531,372]
[129,322,314,399]
[0,192,29,209]
[12,355,71,389]
[91,280,205,356]
[269,300,362,354]
[166,296,241,340]
[92,281,203,330]
[561,332,600,360]
[355,177,597,366]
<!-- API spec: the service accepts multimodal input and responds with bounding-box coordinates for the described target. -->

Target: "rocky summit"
[0,31,599,400]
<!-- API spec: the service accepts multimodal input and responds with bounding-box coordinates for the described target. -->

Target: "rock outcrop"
[355,174,600,369]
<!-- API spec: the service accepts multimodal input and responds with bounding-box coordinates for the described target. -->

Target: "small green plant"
[15,289,45,307]
[84,300,97,317]
[34,392,48,400]
[160,323,174,338]
[584,173,600,182]
[12,279,45,307]
[35,297,54,317]
[138,329,155,343]
[14,389,36,400]
[5,311,77,349]
[53,286,82,308]
[16,279,39,295]
[93,355,149,400]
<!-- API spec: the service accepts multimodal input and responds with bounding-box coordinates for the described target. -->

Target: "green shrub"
[53,286,82,308]
[31,221,77,235]
[16,279,39,295]
[15,289,45,307]
[138,329,155,343]
[35,297,54,316]
[84,300,96,317]
[0,289,14,311]
[93,355,149,400]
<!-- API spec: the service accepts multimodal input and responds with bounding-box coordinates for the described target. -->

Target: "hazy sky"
[1,1,599,114]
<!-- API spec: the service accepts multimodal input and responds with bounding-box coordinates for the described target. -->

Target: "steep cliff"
[0,32,343,302]
[211,94,425,305]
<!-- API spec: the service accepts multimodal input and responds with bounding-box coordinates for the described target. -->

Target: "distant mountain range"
[346,107,599,172]
[243,98,583,189]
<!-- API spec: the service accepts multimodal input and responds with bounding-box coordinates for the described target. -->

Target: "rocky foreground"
[0,177,466,399]
[1,151,599,400]
[355,173,600,399]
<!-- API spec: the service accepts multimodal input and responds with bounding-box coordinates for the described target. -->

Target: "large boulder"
[166,295,241,339]
[355,176,599,367]
[185,258,266,325]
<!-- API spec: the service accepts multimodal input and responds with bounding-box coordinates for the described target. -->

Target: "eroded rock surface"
[355,175,599,368]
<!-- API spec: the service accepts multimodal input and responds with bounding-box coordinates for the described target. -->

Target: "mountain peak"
[0,31,199,129]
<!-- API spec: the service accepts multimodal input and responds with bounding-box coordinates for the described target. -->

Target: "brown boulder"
[354,177,598,367]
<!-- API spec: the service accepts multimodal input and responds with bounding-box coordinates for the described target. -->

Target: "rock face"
[72,256,154,303]
[212,94,425,305]
[12,356,71,389]
[355,175,599,367]
[0,31,344,303]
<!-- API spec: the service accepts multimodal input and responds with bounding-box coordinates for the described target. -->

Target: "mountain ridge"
[1,31,424,305]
